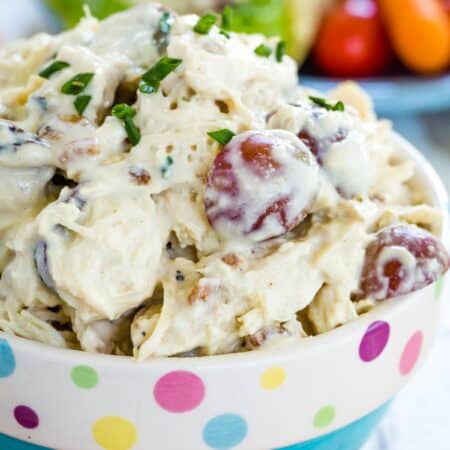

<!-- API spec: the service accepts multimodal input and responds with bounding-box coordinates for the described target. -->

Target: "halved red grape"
[298,126,348,164]
[298,130,321,161]
[357,225,449,301]
[205,130,319,241]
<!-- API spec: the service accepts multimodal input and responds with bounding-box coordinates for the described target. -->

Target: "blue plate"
[300,74,450,117]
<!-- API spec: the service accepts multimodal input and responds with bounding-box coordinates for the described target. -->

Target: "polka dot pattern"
[359,321,390,362]
[0,284,436,449]
[71,365,98,389]
[260,367,286,390]
[400,330,423,376]
[154,370,205,413]
[314,405,336,429]
[434,277,445,300]
[0,339,15,378]
[14,406,39,429]
[203,414,248,449]
[92,416,137,450]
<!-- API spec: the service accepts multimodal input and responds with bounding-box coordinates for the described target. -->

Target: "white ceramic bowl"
[0,133,447,450]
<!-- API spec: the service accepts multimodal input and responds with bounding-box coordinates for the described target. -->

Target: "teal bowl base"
[0,401,390,450]
[276,401,390,450]
[0,434,51,450]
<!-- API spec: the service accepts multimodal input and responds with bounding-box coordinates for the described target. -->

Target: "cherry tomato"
[357,225,449,301]
[440,0,450,18]
[205,130,319,242]
[313,0,394,77]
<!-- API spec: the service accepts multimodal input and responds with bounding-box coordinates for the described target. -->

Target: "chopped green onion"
[61,73,94,95]
[112,103,136,120]
[39,60,70,79]
[254,44,272,58]
[194,14,217,35]
[276,41,286,63]
[139,57,183,94]
[139,81,158,94]
[219,29,231,39]
[309,96,345,112]
[74,95,92,116]
[112,103,140,146]
[123,116,141,146]
[208,129,235,145]
[154,11,173,51]
[308,96,328,108]
[161,156,174,177]
[159,11,172,34]
[333,101,345,112]
[221,5,232,30]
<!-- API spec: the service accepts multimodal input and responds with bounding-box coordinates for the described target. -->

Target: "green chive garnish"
[139,81,158,94]
[161,156,174,177]
[61,73,94,95]
[139,57,183,94]
[276,41,286,63]
[221,5,232,30]
[154,11,173,51]
[74,95,92,116]
[194,14,217,35]
[112,103,141,146]
[219,29,231,39]
[254,44,272,58]
[208,129,235,145]
[123,117,141,146]
[309,96,345,112]
[112,103,136,120]
[159,11,172,34]
[39,60,70,79]
[333,101,345,112]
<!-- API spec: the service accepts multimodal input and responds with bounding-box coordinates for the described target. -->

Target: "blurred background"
[0,1,449,449]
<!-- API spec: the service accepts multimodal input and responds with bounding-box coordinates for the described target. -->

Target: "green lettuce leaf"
[229,0,289,42]
[45,0,134,27]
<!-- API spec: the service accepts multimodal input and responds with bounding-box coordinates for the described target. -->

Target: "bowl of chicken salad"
[0,4,448,450]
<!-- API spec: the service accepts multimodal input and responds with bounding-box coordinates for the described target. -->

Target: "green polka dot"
[314,405,336,429]
[71,365,99,389]
[434,277,445,300]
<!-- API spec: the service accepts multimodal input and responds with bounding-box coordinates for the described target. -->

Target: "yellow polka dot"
[260,367,286,389]
[92,416,137,450]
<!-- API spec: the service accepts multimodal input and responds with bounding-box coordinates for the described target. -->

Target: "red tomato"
[441,0,450,12]
[312,0,394,77]
[442,0,450,16]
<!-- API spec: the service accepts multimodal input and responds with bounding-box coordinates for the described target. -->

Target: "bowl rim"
[1,131,448,369]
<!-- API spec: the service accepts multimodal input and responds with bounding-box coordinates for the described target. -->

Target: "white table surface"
[1,3,450,449]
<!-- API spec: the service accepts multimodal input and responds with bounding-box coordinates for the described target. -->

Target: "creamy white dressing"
[205,130,319,242]
[0,5,445,358]
[375,246,417,299]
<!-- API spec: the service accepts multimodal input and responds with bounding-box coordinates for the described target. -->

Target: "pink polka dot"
[400,330,423,376]
[359,321,390,362]
[14,405,39,429]
[154,370,205,413]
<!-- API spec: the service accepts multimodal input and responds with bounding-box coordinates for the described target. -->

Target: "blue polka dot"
[203,414,248,449]
[0,339,15,378]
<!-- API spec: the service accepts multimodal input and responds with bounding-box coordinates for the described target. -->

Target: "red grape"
[358,225,449,301]
[205,130,319,241]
